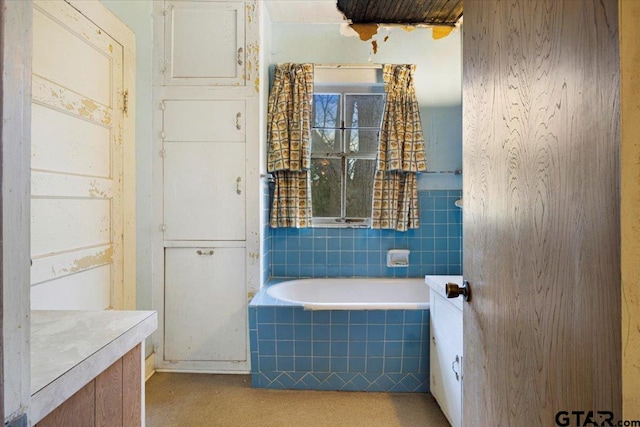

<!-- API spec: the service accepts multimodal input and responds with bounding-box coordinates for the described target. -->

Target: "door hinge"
[160,224,167,232]
[160,149,166,158]
[159,101,166,110]
[121,89,129,116]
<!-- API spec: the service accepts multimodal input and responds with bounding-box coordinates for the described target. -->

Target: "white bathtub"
[266,278,430,310]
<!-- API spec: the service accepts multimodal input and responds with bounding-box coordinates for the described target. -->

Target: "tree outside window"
[311,89,385,226]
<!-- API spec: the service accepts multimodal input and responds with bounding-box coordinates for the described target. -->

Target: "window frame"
[310,83,386,228]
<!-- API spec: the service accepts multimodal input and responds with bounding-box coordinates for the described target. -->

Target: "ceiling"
[337,0,463,26]
[264,0,463,25]
[265,0,346,24]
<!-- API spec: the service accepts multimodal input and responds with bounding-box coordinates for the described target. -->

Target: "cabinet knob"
[445,280,471,301]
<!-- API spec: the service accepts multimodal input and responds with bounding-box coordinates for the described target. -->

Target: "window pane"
[345,159,375,218]
[311,158,342,217]
[344,94,385,128]
[313,94,340,128]
[312,128,341,153]
[345,129,379,154]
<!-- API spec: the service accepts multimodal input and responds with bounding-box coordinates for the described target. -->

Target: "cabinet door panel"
[165,1,244,85]
[164,247,247,362]
[164,142,245,240]
[163,100,245,142]
[431,328,462,427]
[432,293,463,352]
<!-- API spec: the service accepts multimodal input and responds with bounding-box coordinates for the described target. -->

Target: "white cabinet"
[164,142,246,240]
[162,100,246,241]
[426,275,463,427]
[164,247,247,365]
[163,100,246,142]
[153,0,260,373]
[163,1,245,86]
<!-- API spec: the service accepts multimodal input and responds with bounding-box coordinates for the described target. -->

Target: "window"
[311,85,385,227]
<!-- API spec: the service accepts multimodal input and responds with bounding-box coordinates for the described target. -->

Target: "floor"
[145,373,451,427]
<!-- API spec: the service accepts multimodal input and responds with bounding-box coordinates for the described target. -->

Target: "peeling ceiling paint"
[350,23,379,41]
[264,0,462,26]
[337,0,462,26]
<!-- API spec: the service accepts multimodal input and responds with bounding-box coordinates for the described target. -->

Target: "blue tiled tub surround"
[249,284,430,392]
[267,190,462,279]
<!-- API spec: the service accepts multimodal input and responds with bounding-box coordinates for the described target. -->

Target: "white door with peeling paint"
[30,0,129,310]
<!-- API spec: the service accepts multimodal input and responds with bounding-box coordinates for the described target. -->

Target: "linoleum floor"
[145,373,451,427]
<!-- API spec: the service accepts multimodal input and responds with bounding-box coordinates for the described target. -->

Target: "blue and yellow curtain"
[267,63,314,228]
[372,64,427,231]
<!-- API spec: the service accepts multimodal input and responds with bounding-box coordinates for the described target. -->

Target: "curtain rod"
[314,64,383,69]
[423,170,462,175]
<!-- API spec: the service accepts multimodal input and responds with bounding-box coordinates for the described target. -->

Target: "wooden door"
[163,1,245,86]
[462,1,620,425]
[30,0,128,310]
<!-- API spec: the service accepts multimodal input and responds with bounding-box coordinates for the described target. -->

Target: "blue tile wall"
[266,190,462,278]
[249,305,430,392]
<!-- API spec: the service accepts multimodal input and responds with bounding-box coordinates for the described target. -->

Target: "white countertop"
[31,310,157,424]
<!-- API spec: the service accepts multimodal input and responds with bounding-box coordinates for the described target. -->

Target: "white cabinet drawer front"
[431,293,463,352]
[164,1,244,86]
[163,100,245,142]
[163,142,245,241]
[164,247,247,362]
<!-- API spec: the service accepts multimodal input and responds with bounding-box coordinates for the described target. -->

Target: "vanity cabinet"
[35,346,142,427]
[30,310,157,426]
[426,275,463,427]
[163,1,246,86]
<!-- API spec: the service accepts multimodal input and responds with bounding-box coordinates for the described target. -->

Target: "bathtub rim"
[262,277,430,311]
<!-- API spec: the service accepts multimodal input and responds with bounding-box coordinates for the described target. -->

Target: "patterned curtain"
[267,63,314,228]
[371,64,427,231]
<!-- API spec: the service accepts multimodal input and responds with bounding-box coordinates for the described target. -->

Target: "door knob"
[445,280,471,301]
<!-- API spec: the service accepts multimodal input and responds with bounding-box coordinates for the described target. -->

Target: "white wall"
[270,23,463,189]
[100,1,154,354]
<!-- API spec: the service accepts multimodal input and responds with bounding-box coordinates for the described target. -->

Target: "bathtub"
[266,277,430,310]
[249,277,431,392]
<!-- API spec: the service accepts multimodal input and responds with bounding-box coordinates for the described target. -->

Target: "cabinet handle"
[236,112,242,130]
[451,355,460,381]
[236,177,242,195]
[196,249,214,256]
[237,47,243,66]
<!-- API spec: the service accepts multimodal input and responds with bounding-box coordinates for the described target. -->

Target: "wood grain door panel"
[462,0,621,424]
